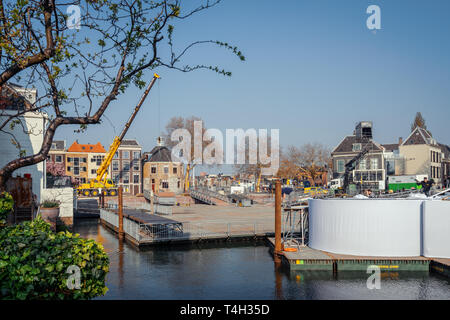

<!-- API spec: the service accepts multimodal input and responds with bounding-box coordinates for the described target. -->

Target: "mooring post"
[274,179,282,263]
[118,186,124,240]
[101,191,105,208]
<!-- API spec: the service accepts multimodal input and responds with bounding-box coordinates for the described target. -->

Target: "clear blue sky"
[56,0,450,160]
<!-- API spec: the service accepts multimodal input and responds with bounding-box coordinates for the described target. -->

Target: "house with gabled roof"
[399,126,444,187]
[331,121,387,191]
[142,137,184,194]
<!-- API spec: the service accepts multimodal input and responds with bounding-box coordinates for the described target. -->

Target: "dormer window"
[352,143,361,152]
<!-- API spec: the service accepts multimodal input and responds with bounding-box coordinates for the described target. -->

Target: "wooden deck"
[267,238,431,272]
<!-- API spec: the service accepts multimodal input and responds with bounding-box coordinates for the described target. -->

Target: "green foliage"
[0,217,109,300]
[40,200,61,208]
[0,192,14,227]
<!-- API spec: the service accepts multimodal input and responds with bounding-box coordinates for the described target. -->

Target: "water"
[74,220,450,300]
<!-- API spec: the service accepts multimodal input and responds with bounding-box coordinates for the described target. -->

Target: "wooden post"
[274,179,282,263]
[118,187,124,240]
[100,191,105,208]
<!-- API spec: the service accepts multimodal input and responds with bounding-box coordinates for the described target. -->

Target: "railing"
[100,208,293,244]
[138,220,275,242]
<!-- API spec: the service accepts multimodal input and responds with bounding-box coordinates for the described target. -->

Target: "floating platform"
[267,238,430,272]
[99,208,274,248]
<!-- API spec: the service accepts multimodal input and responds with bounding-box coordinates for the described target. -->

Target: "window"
[133,174,139,183]
[133,151,140,160]
[161,180,169,188]
[122,151,130,159]
[51,143,57,150]
[177,179,180,188]
[133,160,139,171]
[74,167,79,175]
[164,166,169,174]
[79,178,86,184]
[68,157,73,162]
[359,159,366,170]
[92,155,104,166]
[123,161,130,171]
[74,157,79,165]
[113,152,118,159]
[82,158,87,163]
[370,158,378,170]
[123,173,129,184]
[82,167,87,172]
[151,166,156,174]
[91,169,97,174]
[352,143,362,152]
[173,167,177,174]
[55,155,62,163]
[112,173,120,184]
[112,160,119,171]
[336,160,345,173]
[67,166,71,172]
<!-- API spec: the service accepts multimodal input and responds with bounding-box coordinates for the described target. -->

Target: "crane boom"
[95,73,160,182]
[77,73,160,196]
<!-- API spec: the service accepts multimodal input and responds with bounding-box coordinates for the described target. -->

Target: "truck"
[77,73,160,197]
[387,175,427,192]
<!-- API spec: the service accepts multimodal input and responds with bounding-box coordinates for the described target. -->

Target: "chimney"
[398,137,403,145]
[157,136,165,147]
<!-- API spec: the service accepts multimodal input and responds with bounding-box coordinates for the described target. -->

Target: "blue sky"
[56,0,450,163]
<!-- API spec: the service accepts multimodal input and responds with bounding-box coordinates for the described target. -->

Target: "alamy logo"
[170,121,280,175]
[366,265,381,289]
[366,5,381,30]
[67,5,81,30]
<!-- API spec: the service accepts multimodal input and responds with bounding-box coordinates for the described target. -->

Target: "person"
[363,188,374,198]
[416,177,434,197]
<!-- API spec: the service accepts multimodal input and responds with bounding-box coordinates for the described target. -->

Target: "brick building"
[111,139,142,195]
[142,139,184,194]
[66,141,108,184]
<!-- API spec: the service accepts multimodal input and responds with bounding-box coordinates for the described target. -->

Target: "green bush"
[40,199,60,208]
[0,217,109,300]
[0,192,14,227]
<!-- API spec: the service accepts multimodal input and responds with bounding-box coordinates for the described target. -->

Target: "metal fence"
[138,220,275,242]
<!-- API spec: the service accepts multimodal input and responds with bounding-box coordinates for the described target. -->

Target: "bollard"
[274,180,282,263]
[118,187,124,241]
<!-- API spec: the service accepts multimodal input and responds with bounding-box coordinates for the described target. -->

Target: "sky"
[55,0,450,173]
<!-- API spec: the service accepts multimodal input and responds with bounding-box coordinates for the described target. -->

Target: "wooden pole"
[118,186,124,240]
[274,179,282,263]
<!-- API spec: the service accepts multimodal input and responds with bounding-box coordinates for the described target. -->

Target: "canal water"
[74,220,450,300]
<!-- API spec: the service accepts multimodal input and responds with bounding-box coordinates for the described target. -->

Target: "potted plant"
[39,199,61,227]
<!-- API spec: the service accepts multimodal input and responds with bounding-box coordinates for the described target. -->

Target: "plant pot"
[40,207,60,224]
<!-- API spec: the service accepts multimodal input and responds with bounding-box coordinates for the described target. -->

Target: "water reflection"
[74,220,450,300]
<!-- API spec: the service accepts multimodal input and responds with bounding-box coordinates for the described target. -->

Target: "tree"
[411,112,427,132]
[162,116,208,191]
[277,143,330,186]
[0,0,245,190]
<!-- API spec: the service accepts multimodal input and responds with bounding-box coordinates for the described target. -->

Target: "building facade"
[399,127,443,187]
[0,84,46,201]
[142,139,184,194]
[111,139,142,195]
[331,122,386,191]
[66,141,108,185]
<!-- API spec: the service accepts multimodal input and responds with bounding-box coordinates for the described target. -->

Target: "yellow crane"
[77,73,160,197]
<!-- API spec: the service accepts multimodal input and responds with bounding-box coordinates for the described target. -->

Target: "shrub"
[40,199,61,208]
[0,192,14,227]
[0,217,109,300]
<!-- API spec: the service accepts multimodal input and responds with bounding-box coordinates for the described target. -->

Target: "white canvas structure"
[308,199,423,257]
[422,201,450,258]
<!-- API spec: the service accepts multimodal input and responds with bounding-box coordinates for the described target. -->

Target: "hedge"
[0,217,109,300]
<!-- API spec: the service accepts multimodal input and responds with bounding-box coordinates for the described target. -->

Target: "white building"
[0,85,46,201]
